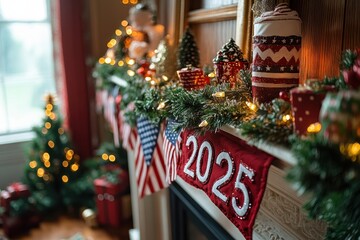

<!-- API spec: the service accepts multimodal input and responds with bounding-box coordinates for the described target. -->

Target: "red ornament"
[279,91,290,102]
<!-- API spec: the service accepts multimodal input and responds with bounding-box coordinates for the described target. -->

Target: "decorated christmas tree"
[177,27,200,69]
[23,94,82,212]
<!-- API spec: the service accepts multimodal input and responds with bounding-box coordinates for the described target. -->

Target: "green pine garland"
[287,135,360,239]
[240,99,293,145]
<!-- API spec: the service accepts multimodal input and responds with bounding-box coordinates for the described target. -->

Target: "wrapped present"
[213,38,248,86]
[2,212,41,238]
[177,65,206,91]
[252,3,301,103]
[0,190,11,215]
[94,170,130,227]
[290,87,326,135]
[0,183,40,238]
[0,182,30,215]
[6,182,30,199]
[319,90,360,144]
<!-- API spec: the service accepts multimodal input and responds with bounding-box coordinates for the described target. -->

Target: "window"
[0,0,56,136]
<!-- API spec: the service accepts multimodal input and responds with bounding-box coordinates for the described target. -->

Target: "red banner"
[177,130,274,240]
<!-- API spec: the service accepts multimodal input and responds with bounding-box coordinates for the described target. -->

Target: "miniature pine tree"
[177,27,200,69]
[151,36,177,80]
[23,94,81,211]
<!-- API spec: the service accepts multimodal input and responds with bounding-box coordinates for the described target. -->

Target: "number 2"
[183,136,197,178]
[212,152,233,202]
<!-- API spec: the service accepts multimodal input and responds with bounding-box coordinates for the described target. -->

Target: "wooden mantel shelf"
[221,125,297,169]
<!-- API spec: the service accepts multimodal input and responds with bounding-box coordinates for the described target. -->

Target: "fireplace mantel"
[173,125,327,240]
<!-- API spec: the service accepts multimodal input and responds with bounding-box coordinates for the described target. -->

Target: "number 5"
[232,163,254,217]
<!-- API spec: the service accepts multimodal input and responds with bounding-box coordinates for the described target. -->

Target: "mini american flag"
[163,120,182,183]
[137,117,160,166]
[135,120,167,197]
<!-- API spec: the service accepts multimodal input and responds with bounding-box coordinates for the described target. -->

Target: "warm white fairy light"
[157,101,166,110]
[199,120,209,128]
[246,101,258,111]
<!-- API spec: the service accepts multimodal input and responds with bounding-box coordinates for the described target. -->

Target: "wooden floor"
[0,215,132,240]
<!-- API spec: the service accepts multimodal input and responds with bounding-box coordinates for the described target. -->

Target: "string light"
[45,109,52,116]
[71,164,79,172]
[44,161,51,168]
[282,114,292,123]
[208,72,216,78]
[307,122,322,133]
[45,122,51,129]
[115,29,122,36]
[127,58,135,65]
[102,153,109,161]
[122,0,129,5]
[62,175,69,183]
[46,104,53,111]
[62,160,69,167]
[66,149,74,160]
[37,168,45,177]
[162,75,169,81]
[49,113,56,120]
[157,101,166,110]
[199,120,209,128]
[29,161,37,169]
[340,142,360,163]
[126,27,133,35]
[107,39,117,48]
[48,140,55,148]
[145,76,152,81]
[42,128,48,134]
[110,59,116,65]
[130,0,138,4]
[109,155,116,162]
[42,152,50,161]
[150,80,156,85]
[212,91,225,98]
[98,57,105,64]
[58,128,64,135]
[246,101,258,111]
[118,60,124,66]
[105,57,112,64]
[121,20,128,27]
[127,70,135,76]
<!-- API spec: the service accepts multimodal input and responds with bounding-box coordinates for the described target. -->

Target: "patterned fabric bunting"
[136,117,160,166]
[163,120,182,183]
[135,122,167,197]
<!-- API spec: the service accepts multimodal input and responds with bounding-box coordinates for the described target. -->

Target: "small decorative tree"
[23,94,81,212]
[177,27,200,69]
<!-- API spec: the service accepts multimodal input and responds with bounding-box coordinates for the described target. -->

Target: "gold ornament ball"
[82,208,98,227]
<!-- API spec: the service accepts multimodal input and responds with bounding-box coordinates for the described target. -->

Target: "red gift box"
[290,87,326,135]
[0,182,39,238]
[177,65,206,91]
[94,170,129,227]
[0,182,30,215]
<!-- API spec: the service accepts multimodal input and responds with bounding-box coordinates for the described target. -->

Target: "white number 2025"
[183,136,255,217]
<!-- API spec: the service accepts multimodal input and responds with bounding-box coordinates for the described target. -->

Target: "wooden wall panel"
[190,20,237,66]
[343,0,360,50]
[291,0,345,83]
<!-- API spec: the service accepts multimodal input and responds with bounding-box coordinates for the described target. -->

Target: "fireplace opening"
[170,182,235,240]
